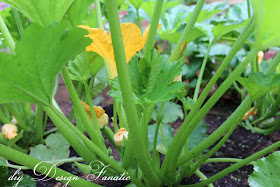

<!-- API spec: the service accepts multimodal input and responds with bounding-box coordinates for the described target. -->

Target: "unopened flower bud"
[114,128,128,147]
[2,124,18,139]
[11,117,17,124]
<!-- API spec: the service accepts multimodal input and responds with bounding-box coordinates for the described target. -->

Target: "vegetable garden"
[0,0,280,186]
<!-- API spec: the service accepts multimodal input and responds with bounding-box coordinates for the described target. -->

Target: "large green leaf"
[0,24,91,105]
[248,151,280,187]
[237,73,280,101]
[252,0,280,49]
[1,0,75,26]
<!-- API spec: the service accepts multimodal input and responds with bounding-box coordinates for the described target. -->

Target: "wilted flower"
[114,128,128,146]
[81,101,108,129]
[78,23,160,79]
[242,107,258,121]
[1,124,18,139]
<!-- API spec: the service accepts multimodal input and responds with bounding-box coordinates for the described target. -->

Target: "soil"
[20,98,280,187]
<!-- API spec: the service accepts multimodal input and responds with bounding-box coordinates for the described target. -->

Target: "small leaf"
[148,123,174,152]
[2,0,75,26]
[252,0,280,49]
[0,23,91,105]
[29,133,70,161]
[248,151,280,187]
[188,120,208,150]
[152,102,184,123]
[156,144,167,155]
[237,73,280,101]
[67,52,94,81]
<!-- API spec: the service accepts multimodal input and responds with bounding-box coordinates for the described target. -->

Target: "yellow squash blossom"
[2,124,18,139]
[114,128,128,147]
[81,101,108,129]
[79,23,160,79]
[242,107,258,121]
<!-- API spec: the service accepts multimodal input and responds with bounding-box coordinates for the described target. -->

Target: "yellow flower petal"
[97,113,109,129]
[121,23,144,62]
[79,23,161,79]
[78,25,117,78]
[142,24,161,45]
[242,107,258,120]
[80,101,106,125]
[2,124,18,140]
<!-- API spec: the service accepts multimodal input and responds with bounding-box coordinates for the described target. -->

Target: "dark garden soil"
[21,98,280,187]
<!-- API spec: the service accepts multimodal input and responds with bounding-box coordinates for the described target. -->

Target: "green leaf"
[64,0,92,28]
[129,0,143,10]
[237,73,280,101]
[188,120,208,150]
[67,52,93,82]
[252,0,280,49]
[8,175,36,187]
[152,102,184,123]
[0,23,91,105]
[110,51,183,105]
[144,51,184,103]
[148,123,174,152]
[0,7,28,42]
[248,151,280,187]
[141,1,182,19]
[29,133,70,161]
[2,0,75,26]
[212,19,249,39]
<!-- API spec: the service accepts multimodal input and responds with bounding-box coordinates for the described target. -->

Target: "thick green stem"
[247,0,251,18]
[168,0,206,62]
[205,158,256,165]
[178,97,251,166]
[193,42,212,101]
[12,8,24,37]
[0,14,15,54]
[180,141,280,187]
[105,0,161,185]
[84,80,107,151]
[187,124,240,175]
[0,144,98,187]
[94,0,103,29]
[61,67,106,152]
[173,49,257,164]
[44,106,97,164]
[160,21,255,178]
[195,170,214,187]
[48,104,144,186]
[143,0,164,59]
[265,51,280,74]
